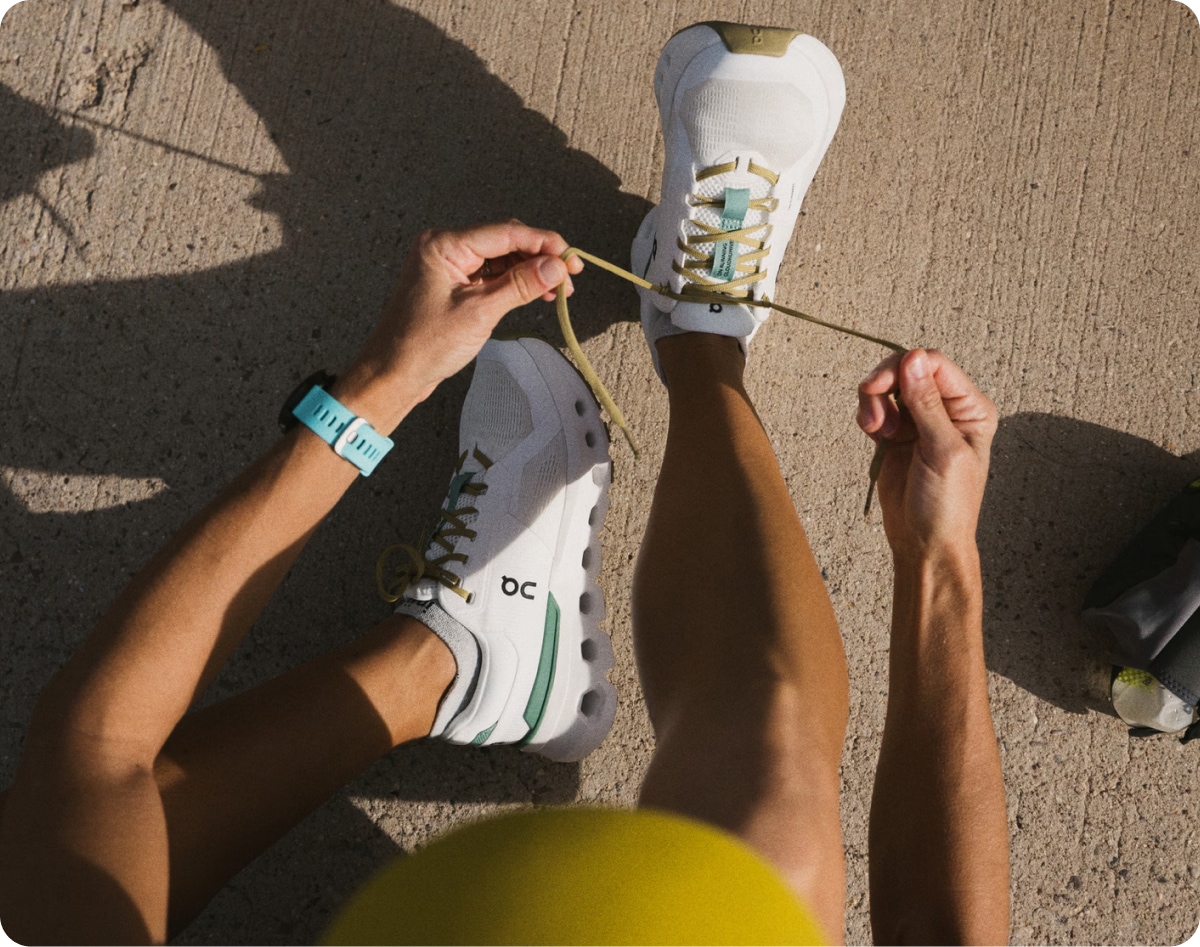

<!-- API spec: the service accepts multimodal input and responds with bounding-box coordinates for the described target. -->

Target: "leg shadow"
[170,743,580,945]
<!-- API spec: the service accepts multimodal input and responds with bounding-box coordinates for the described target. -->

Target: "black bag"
[1081,476,1200,739]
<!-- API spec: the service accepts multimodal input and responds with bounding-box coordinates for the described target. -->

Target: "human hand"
[856,349,998,562]
[349,220,584,405]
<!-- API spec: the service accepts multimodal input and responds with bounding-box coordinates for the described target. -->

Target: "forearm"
[34,360,422,757]
[869,544,1010,945]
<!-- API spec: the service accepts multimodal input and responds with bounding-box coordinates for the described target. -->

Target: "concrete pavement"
[1,0,1198,942]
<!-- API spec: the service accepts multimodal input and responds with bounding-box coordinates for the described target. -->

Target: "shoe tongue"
[689,159,772,234]
[670,299,758,339]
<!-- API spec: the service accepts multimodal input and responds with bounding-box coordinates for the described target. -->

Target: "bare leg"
[0,415,442,945]
[0,611,452,944]
[633,334,849,943]
[157,614,453,936]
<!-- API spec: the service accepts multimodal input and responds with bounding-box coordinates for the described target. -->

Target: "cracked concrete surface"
[1,0,1199,943]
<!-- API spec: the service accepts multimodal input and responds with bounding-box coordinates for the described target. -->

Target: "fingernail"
[537,257,563,285]
[909,351,928,379]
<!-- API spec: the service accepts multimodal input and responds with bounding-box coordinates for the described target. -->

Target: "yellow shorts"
[324,806,825,945]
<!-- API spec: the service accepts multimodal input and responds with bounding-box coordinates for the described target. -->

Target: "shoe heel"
[699,21,802,57]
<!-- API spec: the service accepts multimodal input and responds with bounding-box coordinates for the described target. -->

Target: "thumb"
[484,255,566,311]
[898,350,960,457]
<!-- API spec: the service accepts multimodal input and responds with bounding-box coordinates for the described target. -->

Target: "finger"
[545,254,583,299]
[858,350,904,395]
[446,221,570,274]
[482,255,568,311]
[919,349,985,405]
[857,391,901,438]
[540,274,575,302]
[857,351,904,438]
[469,251,519,283]
[922,349,999,445]
[897,349,963,458]
[473,251,576,302]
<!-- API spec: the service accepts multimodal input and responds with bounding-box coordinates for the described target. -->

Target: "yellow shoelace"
[377,447,494,603]
[380,172,908,608]
[552,162,911,518]
[555,256,907,517]
[673,159,780,296]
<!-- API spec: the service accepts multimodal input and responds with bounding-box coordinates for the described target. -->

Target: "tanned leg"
[633,333,850,943]
[156,614,452,936]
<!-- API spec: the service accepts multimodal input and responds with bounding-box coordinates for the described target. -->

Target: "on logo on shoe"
[501,576,537,600]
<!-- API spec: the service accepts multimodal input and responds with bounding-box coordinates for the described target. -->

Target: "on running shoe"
[379,338,616,762]
[633,21,846,378]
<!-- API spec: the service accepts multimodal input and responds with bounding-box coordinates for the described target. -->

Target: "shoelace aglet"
[864,438,889,519]
[863,390,903,519]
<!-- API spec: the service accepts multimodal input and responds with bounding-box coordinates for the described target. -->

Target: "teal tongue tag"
[711,187,750,282]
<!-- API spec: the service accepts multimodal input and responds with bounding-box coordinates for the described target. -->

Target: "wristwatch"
[279,370,394,476]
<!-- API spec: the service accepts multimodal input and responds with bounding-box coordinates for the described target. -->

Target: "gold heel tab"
[700,22,801,57]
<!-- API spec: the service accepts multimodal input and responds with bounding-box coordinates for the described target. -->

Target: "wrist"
[892,542,983,630]
[329,357,424,437]
[892,536,980,583]
[892,542,984,648]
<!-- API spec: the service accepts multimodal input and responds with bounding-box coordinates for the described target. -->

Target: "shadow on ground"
[979,411,1200,715]
[1,2,647,941]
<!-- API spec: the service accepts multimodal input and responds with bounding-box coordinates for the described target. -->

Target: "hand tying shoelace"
[551,244,909,517]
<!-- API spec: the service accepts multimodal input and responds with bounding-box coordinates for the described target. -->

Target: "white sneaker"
[633,21,846,379]
[384,338,616,763]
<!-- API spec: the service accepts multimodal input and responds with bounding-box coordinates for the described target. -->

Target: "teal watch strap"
[292,386,394,476]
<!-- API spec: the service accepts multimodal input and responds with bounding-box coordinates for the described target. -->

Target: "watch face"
[279,369,337,431]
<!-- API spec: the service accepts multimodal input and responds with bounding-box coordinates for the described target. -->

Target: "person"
[0,20,1010,947]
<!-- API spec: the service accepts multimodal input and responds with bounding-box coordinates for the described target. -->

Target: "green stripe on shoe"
[517,592,560,745]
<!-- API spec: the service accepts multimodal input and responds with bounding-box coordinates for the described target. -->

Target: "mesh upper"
[459,359,534,463]
[517,430,566,529]
[678,79,814,280]
[680,79,815,169]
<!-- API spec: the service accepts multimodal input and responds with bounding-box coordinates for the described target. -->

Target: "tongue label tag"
[719,187,751,230]
[712,187,750,281]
